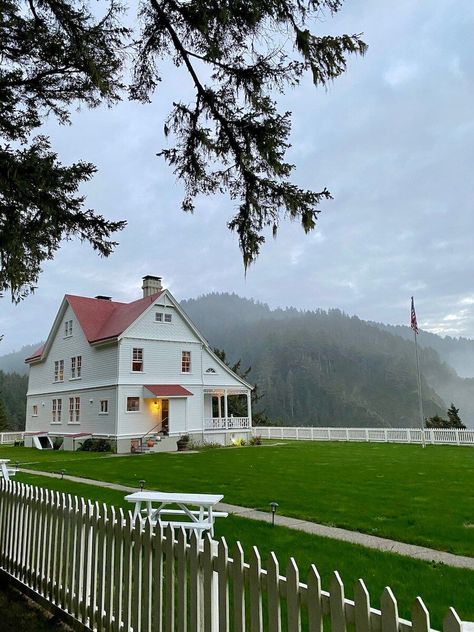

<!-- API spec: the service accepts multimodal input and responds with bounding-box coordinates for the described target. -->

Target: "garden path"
[19,467,474,571]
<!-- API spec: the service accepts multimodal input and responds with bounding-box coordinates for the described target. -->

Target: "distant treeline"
[1,293,474,430]
[0,371,27,430]
[183,293,474,428]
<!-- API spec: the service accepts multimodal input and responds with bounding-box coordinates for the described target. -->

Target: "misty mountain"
[0,342,42,375]
[374,323,474,378]
[2,294,474,429]
[182,294,473,427]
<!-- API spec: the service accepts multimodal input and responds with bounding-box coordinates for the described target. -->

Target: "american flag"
[410,296,419,334]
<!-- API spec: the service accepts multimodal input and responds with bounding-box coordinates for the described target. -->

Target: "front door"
[161,399,169,435]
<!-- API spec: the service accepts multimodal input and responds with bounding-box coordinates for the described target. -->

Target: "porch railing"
[204,417,251,431]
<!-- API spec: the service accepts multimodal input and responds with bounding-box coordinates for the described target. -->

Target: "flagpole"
[411,297,426,448]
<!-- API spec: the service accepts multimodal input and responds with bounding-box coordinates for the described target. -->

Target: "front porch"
[203,387,252,431]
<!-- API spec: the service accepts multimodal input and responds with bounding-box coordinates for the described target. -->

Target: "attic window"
[155,312,172,323]
[64,320,73,337]
[205,368,217,374]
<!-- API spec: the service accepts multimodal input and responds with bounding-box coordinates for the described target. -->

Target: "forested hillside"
[183,294,473,427]
[375,323,474,378]
[0,371,28,430]
[1,294,474,429]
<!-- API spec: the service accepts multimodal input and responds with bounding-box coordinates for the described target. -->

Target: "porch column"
[224,389,228,428]
[217,395,222,419]
[247,391,252,427]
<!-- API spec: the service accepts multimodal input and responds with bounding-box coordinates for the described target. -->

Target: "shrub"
[231,437,246,447]
[78,438,113,452]
[249,435,262,446]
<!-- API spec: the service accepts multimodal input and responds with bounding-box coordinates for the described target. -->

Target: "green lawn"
[7,441,474,557]
[14,471,474,629]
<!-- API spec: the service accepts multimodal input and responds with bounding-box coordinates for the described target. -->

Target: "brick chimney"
[142,275,162,298]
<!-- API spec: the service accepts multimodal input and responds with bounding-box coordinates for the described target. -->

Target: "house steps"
[136,434,179,454]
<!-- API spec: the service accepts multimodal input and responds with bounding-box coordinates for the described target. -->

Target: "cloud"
[1,0,474,354]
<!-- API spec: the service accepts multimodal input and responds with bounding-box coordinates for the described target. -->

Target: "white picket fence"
[254,426,474,446]
[0,480,468,632]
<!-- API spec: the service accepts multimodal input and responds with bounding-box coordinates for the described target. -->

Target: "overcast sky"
[1,0,474,353]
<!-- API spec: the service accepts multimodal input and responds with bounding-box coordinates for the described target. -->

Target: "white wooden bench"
[0,460,17,482]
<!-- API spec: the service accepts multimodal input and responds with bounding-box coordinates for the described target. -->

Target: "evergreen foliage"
[1,0,128,300]
[182,293,472,428]
[427,403,466,429]
[0,397,9,431]
[0,370,28,429]
[1,0,366,298]
[213,348,269,426]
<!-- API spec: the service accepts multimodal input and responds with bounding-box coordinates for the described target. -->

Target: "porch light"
[269,501,279,526]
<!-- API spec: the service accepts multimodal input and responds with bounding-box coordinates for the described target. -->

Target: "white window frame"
[126,397,140,413]
[181,350,191,373]
[54,360,64,383]
[64,320,73,337]
[74,397,80,423]
[32,405,38,417]
[99,400,109,415]
[131,348,144,372]
[155,312,163,322]
[52,398,62,424]
[164,313,172,323]
[71,355,82,380]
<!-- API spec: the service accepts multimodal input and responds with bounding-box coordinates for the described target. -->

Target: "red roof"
[66,292,163,343]
[25,291,164,363]
[144,385,193,397]
[25,345,44,361]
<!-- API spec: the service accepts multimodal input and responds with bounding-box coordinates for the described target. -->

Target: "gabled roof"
[66,292,164,344]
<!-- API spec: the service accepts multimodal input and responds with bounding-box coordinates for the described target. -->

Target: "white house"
[25,276,253,452]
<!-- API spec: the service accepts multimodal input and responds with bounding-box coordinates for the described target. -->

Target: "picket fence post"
[0,482,468,632]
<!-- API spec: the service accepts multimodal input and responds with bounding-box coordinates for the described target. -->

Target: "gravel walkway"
[20,468,474,571]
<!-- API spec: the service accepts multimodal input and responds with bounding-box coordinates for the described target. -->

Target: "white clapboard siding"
[0,480,467,632]
[254,427,474,447]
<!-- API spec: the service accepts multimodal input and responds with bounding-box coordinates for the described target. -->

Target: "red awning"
[144,385,193,398]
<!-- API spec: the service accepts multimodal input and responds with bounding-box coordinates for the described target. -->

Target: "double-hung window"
[32,405,38,417]
[99,400,109,414]
[71,355,82,379]
[132,348,143,372]
[54,360,64,382]
[181,351,191,373]
[164,313,172,323]
[65,320,73,337]
[69,397,80,423]
[52,398,62,423]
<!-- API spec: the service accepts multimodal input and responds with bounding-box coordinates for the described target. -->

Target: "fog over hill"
[182,294,474,428]
[2,294,474,429]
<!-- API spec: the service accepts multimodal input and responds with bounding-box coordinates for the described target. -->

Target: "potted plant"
[176,434,190,451]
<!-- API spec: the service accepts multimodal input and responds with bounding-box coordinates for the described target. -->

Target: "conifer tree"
[0,398,10,432]
[447,403,465,429]
[1,0,366,299]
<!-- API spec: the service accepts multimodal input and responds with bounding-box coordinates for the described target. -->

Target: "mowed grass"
[15,471,474,629]
[5,441,474,556]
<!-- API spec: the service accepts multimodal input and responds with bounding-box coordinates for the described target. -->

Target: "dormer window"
[205,368,217,374]
[64,320,73,337]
